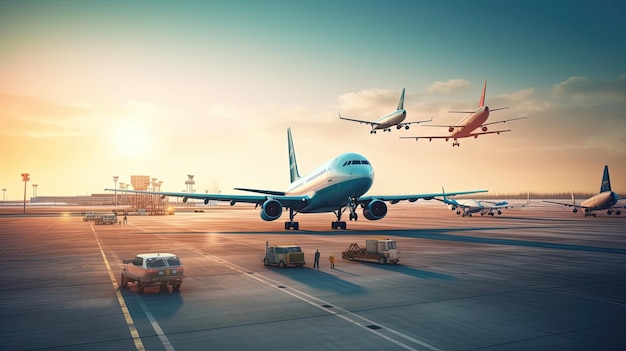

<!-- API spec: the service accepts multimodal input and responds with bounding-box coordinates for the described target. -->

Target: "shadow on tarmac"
[346,261,454,280]
[266,265,368,295]
[121,223,626,255]
[212,225,626,255]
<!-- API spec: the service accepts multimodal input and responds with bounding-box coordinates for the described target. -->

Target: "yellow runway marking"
[91,224,145,351]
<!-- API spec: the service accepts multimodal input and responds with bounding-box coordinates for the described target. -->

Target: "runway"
[1,203,625,351]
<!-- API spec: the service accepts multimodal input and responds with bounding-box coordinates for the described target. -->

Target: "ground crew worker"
[313,249,320,269]
[329,255,335,269]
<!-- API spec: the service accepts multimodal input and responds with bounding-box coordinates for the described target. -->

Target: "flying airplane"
[434,187,523,217]
[106,128,486,230]
[400,79,526,146]
[338,88,431,134]
[543,165,624,217]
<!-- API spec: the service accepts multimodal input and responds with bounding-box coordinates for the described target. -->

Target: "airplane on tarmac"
[434,187,526,217]
[400,79,526,146]
[106,128,486,230]
[543,165,624,217]
[338,88,432,134]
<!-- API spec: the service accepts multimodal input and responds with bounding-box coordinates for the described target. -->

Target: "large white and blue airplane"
[544,165,624,217]
[401,79,525,146]
[106,128,486,230]
[339,88,431,134]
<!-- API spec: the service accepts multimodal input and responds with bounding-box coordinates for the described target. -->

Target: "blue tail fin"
[397,88,405,110]
[600,165,611,193]
[287,128,301,183]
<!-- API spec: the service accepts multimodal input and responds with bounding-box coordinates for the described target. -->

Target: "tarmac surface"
[1,203,625,351]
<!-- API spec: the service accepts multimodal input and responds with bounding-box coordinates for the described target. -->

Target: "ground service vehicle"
[83,211,97,221]
[94,214,117,225]
[121,253,184,293]
[263,242,305,268]
[341,239,399,264]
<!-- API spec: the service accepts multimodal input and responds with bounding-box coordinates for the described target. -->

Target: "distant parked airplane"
[544,165,624,217]
[400,79,525,146]
[339,88,431,133]
[434,187,525,217]
[106,128,486,230]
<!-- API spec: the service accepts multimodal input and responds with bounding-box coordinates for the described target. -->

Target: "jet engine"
[482,126,488,132]
[260,199,282,221]
[363,199,387,220]
[448,126,454,133]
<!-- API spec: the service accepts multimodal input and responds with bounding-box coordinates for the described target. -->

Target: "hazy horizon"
[2,1,625,200]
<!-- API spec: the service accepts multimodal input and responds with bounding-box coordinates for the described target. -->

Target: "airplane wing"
[481,116,527,127]
[104,188,310,209]
[542,200,586,209]
[400,117,433,126]
[399,135,452,141]
[399,129,511,141]
[466,130,511,137]
[338,113,380,126]
[357,189,488,205]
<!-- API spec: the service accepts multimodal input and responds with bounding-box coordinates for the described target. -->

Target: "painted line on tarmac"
[91,224,146,351]
[190,248,441,351]
[136,297,176,351]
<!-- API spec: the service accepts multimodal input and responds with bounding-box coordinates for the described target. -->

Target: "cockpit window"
[342,160,370,167]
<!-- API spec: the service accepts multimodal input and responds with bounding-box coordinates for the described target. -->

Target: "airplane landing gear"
[284,208,299,230]
[452,140,460,147]
[370,130,376,134]
[331,221,347,230]
[348,197,358,221]
[332,202,353,230]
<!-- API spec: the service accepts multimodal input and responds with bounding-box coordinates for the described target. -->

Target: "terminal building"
[28,175,211,214]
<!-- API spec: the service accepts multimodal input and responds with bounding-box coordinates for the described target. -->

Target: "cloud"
[426,79,471,94]
[550,76,626,102]
[336,88,402,118]
[0,93,93,138]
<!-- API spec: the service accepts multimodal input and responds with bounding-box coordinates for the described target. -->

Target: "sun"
[112,124,151,158]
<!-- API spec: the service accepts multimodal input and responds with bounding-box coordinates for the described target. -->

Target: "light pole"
[21,173,30,214]
[113,176,119,207]
[119,182,125,206]
[2,188,6,205]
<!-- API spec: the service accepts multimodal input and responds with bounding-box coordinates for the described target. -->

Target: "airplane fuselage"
[286,152,374,213]
[450,107,490,137]
[373,109,407,130]
[580,191,619,211]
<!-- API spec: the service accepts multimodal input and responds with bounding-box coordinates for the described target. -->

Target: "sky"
[1,0,625,200]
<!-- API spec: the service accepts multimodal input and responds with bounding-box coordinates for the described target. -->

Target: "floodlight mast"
[21,173,30,214]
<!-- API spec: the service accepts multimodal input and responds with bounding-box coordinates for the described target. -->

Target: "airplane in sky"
[434,187,525,217]
[543,165,624,217]
[400,79,526,146]
[106,128,486,230]
[339,88,431,134]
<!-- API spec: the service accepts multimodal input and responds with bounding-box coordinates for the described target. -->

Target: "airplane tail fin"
[600,165,611,193]
[397,88,405,110]
[479,79,487,107]
[287,128,301,183]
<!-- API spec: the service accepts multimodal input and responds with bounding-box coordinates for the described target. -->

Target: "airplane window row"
[342,160,370,166]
